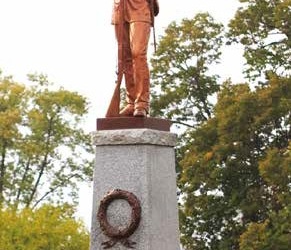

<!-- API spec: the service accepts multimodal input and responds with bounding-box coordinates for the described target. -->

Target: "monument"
[90,1,180,249]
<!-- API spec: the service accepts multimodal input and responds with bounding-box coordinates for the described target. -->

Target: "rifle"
[149,0,159,52]
[105,0,125,117]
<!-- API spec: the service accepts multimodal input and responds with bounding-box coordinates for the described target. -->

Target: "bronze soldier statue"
[107,0,159,117]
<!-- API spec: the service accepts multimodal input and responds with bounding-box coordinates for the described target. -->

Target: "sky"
[0,0,245,228]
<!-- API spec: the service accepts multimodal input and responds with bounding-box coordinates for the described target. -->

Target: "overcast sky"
[0,0,245,227]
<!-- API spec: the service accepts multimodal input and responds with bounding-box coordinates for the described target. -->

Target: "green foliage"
[246,141,291,250]
[0,204,89,250]
[179,76,291,249]
[0,72,93,208]
[227,0,291,79]
[150,1,291,249]
[240,205,291,250]
[150,13,223,126]
[0,75,27,204]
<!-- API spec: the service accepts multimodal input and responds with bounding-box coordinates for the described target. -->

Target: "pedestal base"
[90,126,180,250]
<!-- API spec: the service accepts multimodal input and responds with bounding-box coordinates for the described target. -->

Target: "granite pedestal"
[90,118,180,250]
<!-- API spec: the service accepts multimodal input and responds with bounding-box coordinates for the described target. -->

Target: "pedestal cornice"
[92,128,177,147]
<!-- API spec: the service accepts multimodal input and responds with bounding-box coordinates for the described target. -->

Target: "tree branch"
[0,141,7,204]
[32,173,80,209]
[26,116,54,207]
[262,39,286,49]
[15,158,31,208]
[170,119,196,128]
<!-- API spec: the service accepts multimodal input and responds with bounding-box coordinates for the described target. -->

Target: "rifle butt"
[105,81,121,118]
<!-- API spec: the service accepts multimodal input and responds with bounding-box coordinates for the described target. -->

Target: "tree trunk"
[0,142,7,204]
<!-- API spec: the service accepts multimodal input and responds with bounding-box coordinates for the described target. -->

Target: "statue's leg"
[115,22,136,116]
[129,21,151,116]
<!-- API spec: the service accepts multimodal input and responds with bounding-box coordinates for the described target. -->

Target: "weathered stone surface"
[91,128,177,146]
[90,129,180,250]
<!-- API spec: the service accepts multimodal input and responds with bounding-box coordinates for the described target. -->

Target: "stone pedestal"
[90,118,180,250]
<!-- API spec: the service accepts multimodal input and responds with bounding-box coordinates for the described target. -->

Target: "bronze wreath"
[97,189,141,248]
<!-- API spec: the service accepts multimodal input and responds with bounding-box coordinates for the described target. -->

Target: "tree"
[0,204,89,250]
[227,0,291,79]
[0,72,93,208]
[179,76,291,249]
[150,13,223,127]
[0,74,27,204]
[149,1,291,249]
[239,141,291,250]
[239,207,291,250]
